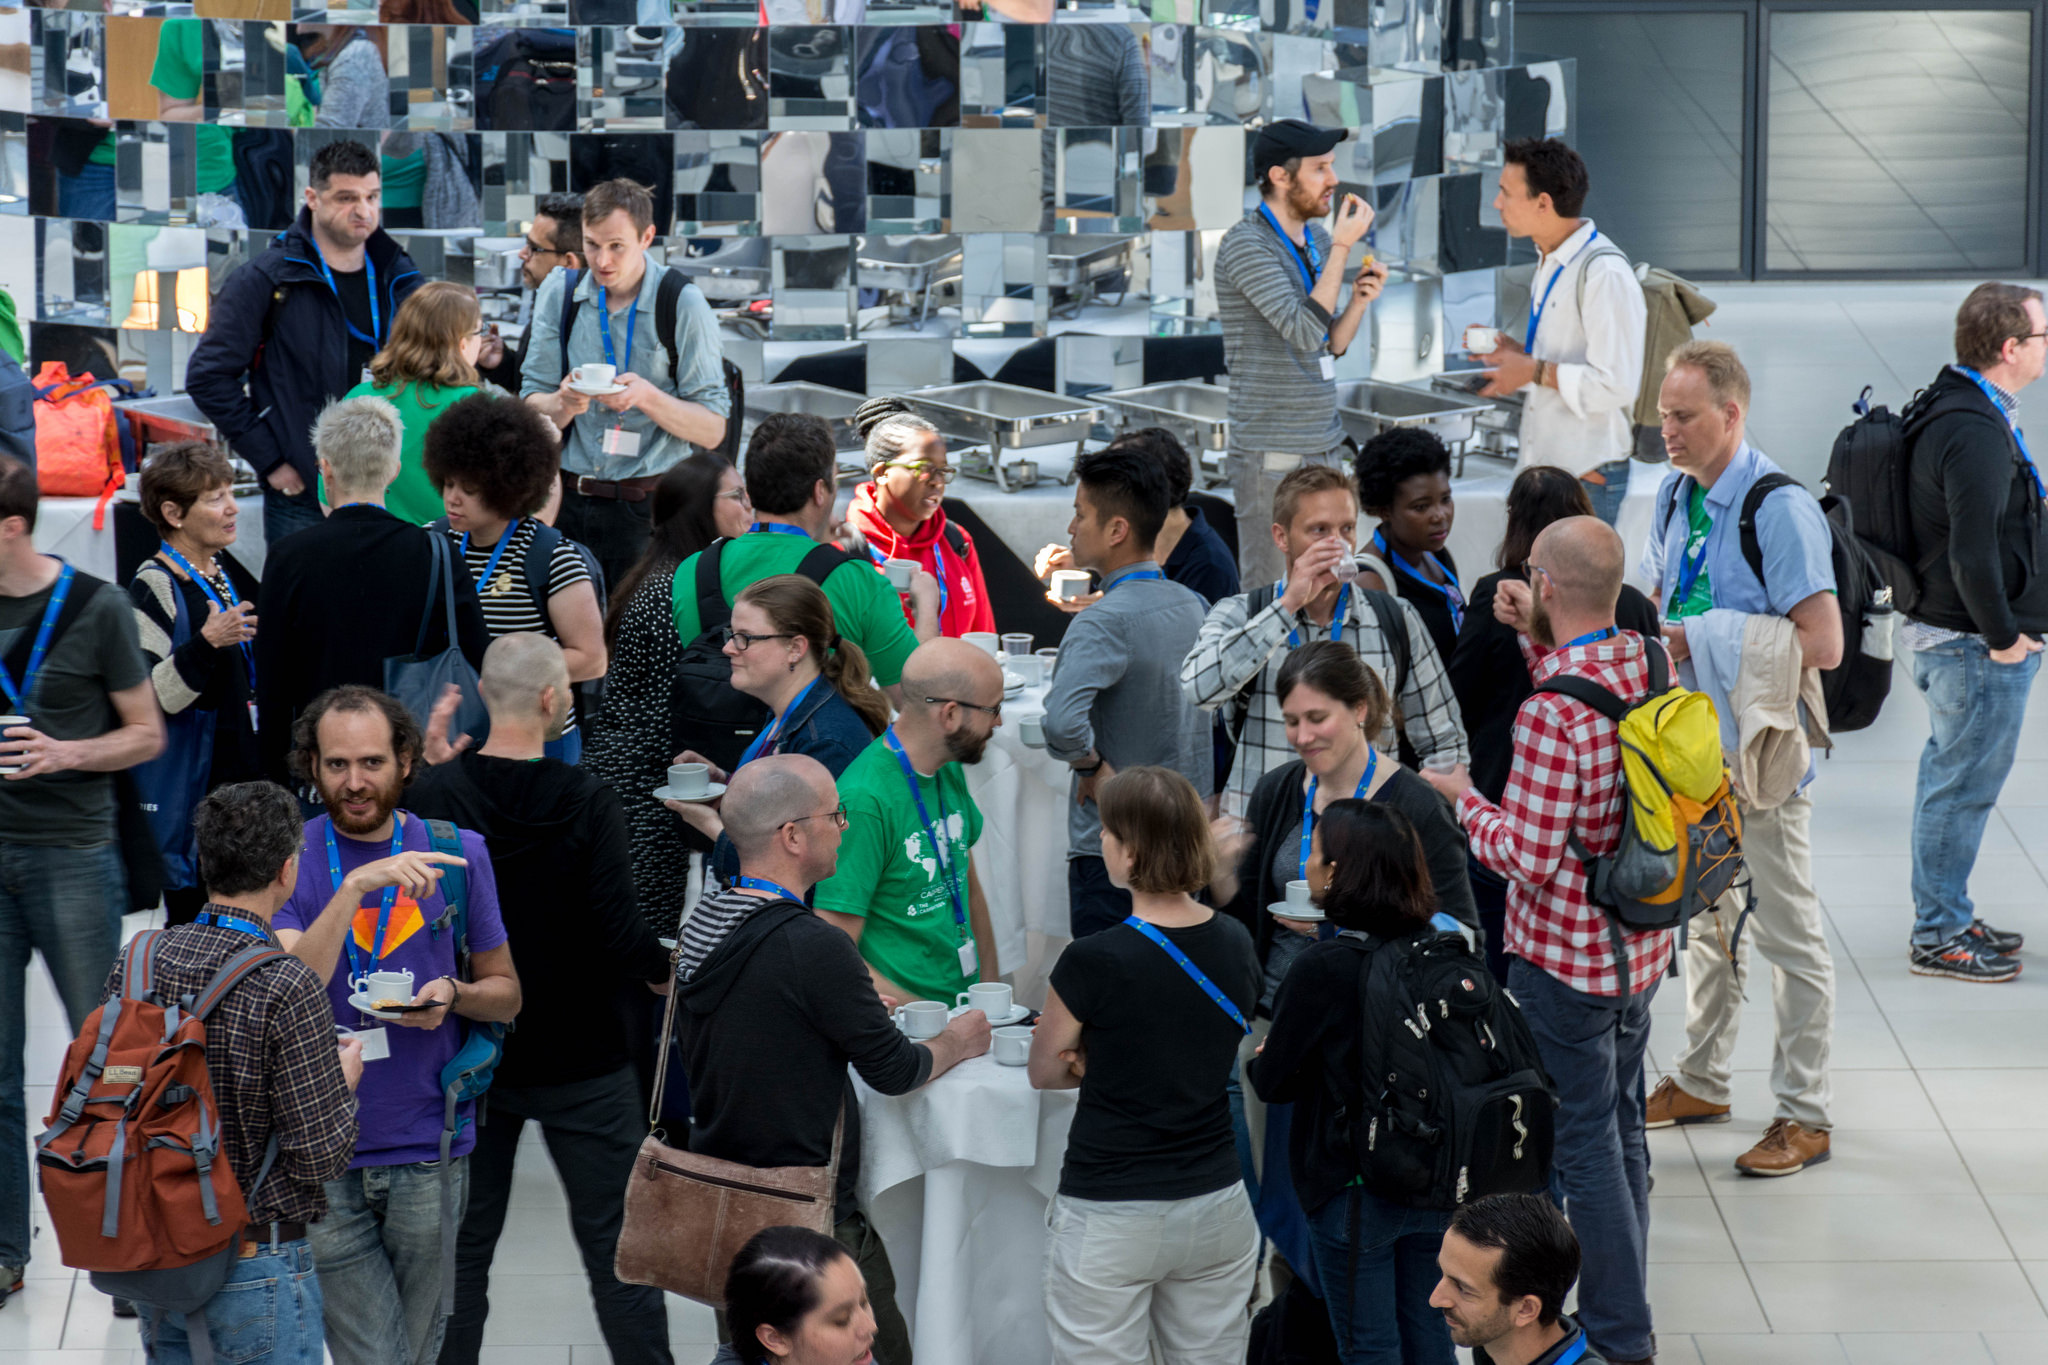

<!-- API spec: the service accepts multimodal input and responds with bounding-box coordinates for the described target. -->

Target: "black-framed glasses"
[785,803,850,831]
[522,236,560,257]
[722,625,797,651]
[925,695,1002,718]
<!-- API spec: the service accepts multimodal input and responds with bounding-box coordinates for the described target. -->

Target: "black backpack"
[1347,930,1556,1212]
[476,29,577,132]
[556,267,744,464]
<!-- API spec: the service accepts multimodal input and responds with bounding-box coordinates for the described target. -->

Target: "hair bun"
[853,395,915,442]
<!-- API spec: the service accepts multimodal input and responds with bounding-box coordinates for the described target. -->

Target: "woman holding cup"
[843,396,996,639]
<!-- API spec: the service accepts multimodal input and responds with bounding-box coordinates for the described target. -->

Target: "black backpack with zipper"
[556,267,744,464]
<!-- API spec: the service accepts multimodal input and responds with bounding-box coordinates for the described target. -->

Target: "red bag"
[32,362,125,526]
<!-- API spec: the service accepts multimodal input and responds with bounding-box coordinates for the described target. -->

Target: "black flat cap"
[1252,119,1349,176]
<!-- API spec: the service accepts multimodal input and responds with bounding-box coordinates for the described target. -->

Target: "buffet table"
[960,678,1073,1004]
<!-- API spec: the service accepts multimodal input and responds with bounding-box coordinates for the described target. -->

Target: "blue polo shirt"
[1164,505,1241,607]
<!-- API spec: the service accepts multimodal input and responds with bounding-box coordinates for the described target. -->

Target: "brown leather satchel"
[613,925,843,1307]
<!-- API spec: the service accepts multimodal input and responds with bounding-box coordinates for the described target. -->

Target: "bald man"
[407,634,675,1365]
[816,638,1005,1005]
[1425,516,1672,1365]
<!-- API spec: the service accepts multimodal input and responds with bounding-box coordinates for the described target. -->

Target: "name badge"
[362,367,375,386]
[339,1025,392,1062]
[1319,355,1336,380]
[957,939,979,978]
[246,701,260,734]
[603,426,642,459]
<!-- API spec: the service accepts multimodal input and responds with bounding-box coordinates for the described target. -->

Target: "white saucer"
[1003,671,1025,690]
[653,783,727,803]
[1268,903,1326,921]
[952,1002,1030,1027]
[569,380,628,396]
[347,991,410,1020]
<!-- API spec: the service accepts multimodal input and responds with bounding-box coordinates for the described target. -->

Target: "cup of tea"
[956,982,1013,1020]
[1462,325,1501,355]
[352,968,416,1008]
[0,715,29,775]
[964,632,1001,658]
[992,1025,1033,1066]
[1050,570,1092,602]
[894,1000,949,1039]
[668,762,711,798]
[883,558,918,590]
[573,363,616,389]
[1284,879,1316,910]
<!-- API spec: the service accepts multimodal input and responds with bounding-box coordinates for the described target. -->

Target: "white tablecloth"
[962,679,1074,1003]
[856,1052,1078,1365]
[31,493,270,582]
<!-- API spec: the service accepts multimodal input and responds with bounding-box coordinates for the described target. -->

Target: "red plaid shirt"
[1457,631,1674,996]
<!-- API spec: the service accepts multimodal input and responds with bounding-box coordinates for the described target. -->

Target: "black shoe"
[1911,934,2022,982]
[0,1266,19,1307]
[1967,919,2025,956]
[111,1296,137,1318]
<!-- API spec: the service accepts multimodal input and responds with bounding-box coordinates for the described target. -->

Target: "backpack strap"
[44,930,164,1138]
[1571,241,1632,315]
[1534,673,1630,722]
[655,268,685,385]
[1359,586,1410,701]
[1227,582,1281,745]
[423,818,469,959]
[557,268,582,381]
[190,945,292,1021]
[941,519,968,559]
[1737,471,1803,596]
[795,540,854,586]
[695,537,735,631]
[1,570,102,710]
[521,519,565,624]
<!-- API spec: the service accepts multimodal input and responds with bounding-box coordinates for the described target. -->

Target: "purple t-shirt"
[277,810,507,1168]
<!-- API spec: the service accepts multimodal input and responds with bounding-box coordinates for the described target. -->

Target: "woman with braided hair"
[842,395,997,637]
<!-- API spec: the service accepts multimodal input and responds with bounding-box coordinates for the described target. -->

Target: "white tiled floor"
[12,279,2048,1362]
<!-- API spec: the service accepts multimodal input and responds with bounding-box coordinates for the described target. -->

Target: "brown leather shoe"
[1734,1118,1831,1176]
[1645,1075,1731,1129]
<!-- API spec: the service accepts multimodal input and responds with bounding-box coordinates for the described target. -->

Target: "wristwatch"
[1073,758,1104,776]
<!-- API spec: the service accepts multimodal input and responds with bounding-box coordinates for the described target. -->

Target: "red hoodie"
[846,482,996,638]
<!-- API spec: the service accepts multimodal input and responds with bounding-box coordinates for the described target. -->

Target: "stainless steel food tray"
[1047,234,1138,317]
[1097,382,1230,452]
[1335,380,1491,451]
[856,236,964,330]
[898,382,1106,491]
[743,382,867,462]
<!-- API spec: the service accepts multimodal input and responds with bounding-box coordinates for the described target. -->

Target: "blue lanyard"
[312,246,380,350]
[1103,568,1163,592]
[883,728,969,936]
[1123,916,1251,1035]
[1564,626,1617,649]
[1258,204,1327,344]
[735,875,807,904]
[738,676,822,769]
[751,522,811,538]
[1276,578,1351,648]
[596,286,639,374]
[157,544,256,692]
[1670,482,1713,611]
[1553,1331,1590,1365]
[1955,365,2046,501]
[193,909,269,940]
[1523,228,1600,352]
[460,521,520,597]
[1372,529,1463,631]
[0,563,74,712]
[1299,746,1376,879]
[328,816,407,982]
[866,537,949,620]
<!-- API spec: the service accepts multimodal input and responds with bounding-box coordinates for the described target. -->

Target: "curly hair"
[193,782,306,896]
[288,686,423,787]
[421,393,562,519]
[1353,427,1451,512]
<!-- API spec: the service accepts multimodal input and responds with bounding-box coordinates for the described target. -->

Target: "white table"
[961,678,1075,1003]
[32,492,269,582]
[856,1051,1078,1365]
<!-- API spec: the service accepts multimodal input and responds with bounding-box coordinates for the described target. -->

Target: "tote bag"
[382,533,487,745]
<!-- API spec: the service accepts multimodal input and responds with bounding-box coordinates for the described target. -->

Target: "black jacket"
[676,901,932,1221]
[1907,366,2048,648]
[253,505,490,782]
[405,752,669,1089]
[185,209,423,485]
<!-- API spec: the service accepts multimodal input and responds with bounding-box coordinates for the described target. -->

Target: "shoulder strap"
[1534,673,1630,722]
[2,570,104,696]
[1360,587,1410,700]
[1572,242,1632,312]
[414,533,455,658]
[1660,475,1691,538]
[942,520,967,558]
[1737,472,1802,591]
[521,519,564,623]
[1123,918,1251,1035]
[423,818,470,963]
[122,927,167,1003]
[557,268,582,381]
[655,268,685,385]
[695,538,734,631]
[1227,582,1281,742]
[191,944,292,1021]
[796,540,854,585]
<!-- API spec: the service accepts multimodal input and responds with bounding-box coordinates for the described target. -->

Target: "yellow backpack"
[1538,643,1744,994]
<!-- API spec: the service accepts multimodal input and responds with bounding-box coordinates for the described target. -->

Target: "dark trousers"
[439,1066,672,1365]
[1468,855,1511,985]
[1067,855,1131,940]
[557,486,654,592]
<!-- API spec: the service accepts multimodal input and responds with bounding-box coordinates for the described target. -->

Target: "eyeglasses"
[722,626,797,651]
[521,236,560,257]
[883,460,958,484]
[925,695,1002,718]
[716,487,752,506]
[785,803,849,831]
[1523,563,1554,589]
[472,324,494,338]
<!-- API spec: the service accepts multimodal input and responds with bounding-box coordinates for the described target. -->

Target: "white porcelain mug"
[1019,716,1046,748]
[574,363,616,389]
[1462,325,1501,355]
[992,1025,1033,1066]
[883,558,918,590]
[352,969,415,1008]
[1050,570,1092,601]
[956,982,1012,1020]
[668,762,711,797]
[894,1001,949,1039]
[1284,879,1315,909]
[964,632,1001,658]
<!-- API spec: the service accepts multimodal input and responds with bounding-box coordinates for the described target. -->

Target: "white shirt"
[1515,219,1647,478]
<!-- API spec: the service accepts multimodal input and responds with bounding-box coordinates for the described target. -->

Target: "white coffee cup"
[883,557,918,590]
[957,982,1012,1020]
[1284,879,1315,909]
[1463,325,1501,355]
[1019,715,1046,748]
[964,632,1001,658]
[668,762,711,797]
[352,968,416,1008]
[894,1000,949,1039]
[992,1025,1033,1067]
[1050,570,1092,601]
[0,715,28,774]
[574,363,616,389]
[1010,655,1044,688]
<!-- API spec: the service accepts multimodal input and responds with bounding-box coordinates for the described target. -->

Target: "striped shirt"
[446,521,594,730]
[677,887,771,982]
[1214,211,1344,456]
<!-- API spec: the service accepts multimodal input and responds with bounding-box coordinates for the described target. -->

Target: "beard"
[1528,591,1556,648]
[1288,180,1330,221]
[945,724,990,767]
[320,765,405,837]
[1439,1303,1516,1351]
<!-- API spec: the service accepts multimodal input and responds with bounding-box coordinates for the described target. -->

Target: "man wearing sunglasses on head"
[844,396,996,639]
[476,196,585,396]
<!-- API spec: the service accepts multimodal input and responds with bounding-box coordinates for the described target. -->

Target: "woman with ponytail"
[666,573,888,879]
[843,395,996,638]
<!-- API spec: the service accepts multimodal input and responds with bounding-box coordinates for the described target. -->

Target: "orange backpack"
[32,362,126,524]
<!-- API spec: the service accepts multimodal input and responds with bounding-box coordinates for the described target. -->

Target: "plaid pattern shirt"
[1181,584,1470,818]
[99,916,357,1223]
[1455,632,1674,996]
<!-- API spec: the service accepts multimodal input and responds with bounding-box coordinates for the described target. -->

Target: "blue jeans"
[0,839,126,1269]
[58,162,117,221]
[310,1159,470,1365]
[263,486,325,547]
[1909,637,2042,946]
[1305,1187,1454,1365]
[1506,956,1656,1363]
[1580,459,1632,527]
[139,1239,324,1365]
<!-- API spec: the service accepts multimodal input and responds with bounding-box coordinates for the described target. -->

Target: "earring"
[788,659,798,672]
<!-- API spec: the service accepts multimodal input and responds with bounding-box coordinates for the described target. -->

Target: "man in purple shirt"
[272,685,521,1365]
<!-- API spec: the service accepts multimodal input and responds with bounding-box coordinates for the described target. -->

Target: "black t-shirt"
[1049,911,1261,1201]
[332,264,377,381]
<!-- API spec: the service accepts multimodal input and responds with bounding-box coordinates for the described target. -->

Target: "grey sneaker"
[1911,934,2021,982]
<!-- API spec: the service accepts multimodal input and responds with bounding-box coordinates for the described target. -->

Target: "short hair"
[1257,155,1302,196]
[1503,138,1589,219]
[581,178,656,236]
[369,281,481,392]
[138,441,234,534]
[1665,338,1751,412]
[1074,444,1173,551]
[1956,282,2046,370]
[1354,427,1451,511]
[479,632,570,716]
[1447,1193,1582,1328]
[1497,465,1592,572]
[1105,426,1194,508]
[1096,766,1216,894]
[534,194,585,258]
[1315,800,1438,936]
[723,1226,856,1365]
[1276,640,1392,740]
[193,781,304,896]
[422,393,562,518]
[721,755,831,859]
[310,138,380,189]
[744,413,837,516]
[0,455,37,532]
[1271,463,1357,531]
[289,685,423,786]
[854,395,941,471]
[312,395,403,494]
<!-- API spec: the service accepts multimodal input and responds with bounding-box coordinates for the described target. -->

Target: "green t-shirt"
[150,21,236,196]
[1667,483,1715,621]
[88,131,117,167]
[670,529,919,687]
[335,379,484,525]
[381,149,426,210]
[815,735,984,1005]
